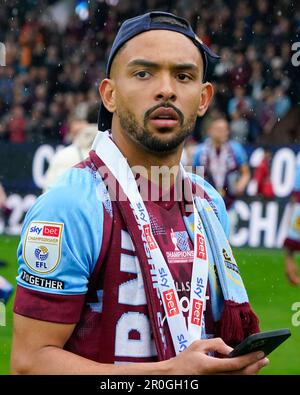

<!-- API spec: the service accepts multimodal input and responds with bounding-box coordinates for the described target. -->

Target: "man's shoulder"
[32,162,110,223]
[194,141,206,154]
[43,165,97,204]
[228,140,246,154]
[228,140,248,164]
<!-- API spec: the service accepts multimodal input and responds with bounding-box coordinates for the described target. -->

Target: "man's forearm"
[12,346,171,375]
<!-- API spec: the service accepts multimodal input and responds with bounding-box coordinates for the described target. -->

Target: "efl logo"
[191,299,203,326]
[163,289,179,317]
[43,225,60,237]
[143,224,157,250]
[196,234,206,260]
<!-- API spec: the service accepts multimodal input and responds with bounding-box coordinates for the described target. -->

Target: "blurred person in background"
[228,86,253,144]
[283,163,300,286]
[7,105,26,144]
[192,115,250,236]
[192,115,250,211]
[43,103,98,192]
[252,148,274,199]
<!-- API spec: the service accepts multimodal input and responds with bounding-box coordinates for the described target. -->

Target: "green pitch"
[0,235,300,374]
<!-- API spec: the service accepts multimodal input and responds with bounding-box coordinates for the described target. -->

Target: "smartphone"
[229,328,291,358]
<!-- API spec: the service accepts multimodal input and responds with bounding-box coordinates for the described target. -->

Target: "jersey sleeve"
[13,167,105,324]
[190,173,230,239]
[230,141,248,167]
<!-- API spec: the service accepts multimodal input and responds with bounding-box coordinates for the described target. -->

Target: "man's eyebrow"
[126,59,199,73]
[127,59,160,69]
[173,63,199,73]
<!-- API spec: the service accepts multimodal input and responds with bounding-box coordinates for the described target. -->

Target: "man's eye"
[177,73,191,81]
[135,71,151,79]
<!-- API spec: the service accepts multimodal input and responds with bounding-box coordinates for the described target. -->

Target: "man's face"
[208,119,230,145]
[107,30,207,153]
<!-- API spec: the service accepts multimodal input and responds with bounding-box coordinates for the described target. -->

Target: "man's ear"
[197,82,214,117]
[99,78,116,113]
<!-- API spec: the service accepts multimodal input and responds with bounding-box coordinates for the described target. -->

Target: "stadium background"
[1,0,300,374]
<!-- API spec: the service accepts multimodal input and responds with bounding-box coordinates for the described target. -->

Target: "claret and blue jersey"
[14,154,230,363]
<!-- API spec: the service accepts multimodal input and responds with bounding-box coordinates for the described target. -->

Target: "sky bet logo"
[162,289,179,317]
[196,234,206,260]
[191,299,204,326]
[194,277,204,298]
[177,334,188,352]
[30,225,42,235]
[30,224,60,237]
[158,268,170,288]
[143,224,157,250]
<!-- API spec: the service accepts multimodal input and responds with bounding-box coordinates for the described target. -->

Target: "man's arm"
[11,313,268,375]
[235,163,250,196]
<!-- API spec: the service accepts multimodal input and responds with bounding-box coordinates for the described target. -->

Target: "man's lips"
[148,107,180,129]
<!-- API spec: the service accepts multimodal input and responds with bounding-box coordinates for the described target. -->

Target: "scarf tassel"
[218,300,260,348]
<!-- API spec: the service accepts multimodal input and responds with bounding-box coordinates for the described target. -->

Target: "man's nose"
[155,74,177,102]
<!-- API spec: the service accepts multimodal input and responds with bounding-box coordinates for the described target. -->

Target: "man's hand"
[165,338,269,375]
[234,164,250,196]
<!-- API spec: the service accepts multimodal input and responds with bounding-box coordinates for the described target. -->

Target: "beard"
[117,103,197,154]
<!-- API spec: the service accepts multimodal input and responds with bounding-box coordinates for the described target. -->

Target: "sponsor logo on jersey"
[21,270,64,290]
[29,225,42,235]
[23,221,64,274]
[42,225,61,237]
[162,289,179,317]
[143,224,157,250]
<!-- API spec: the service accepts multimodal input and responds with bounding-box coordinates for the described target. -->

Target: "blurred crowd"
[0,0,299,146]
